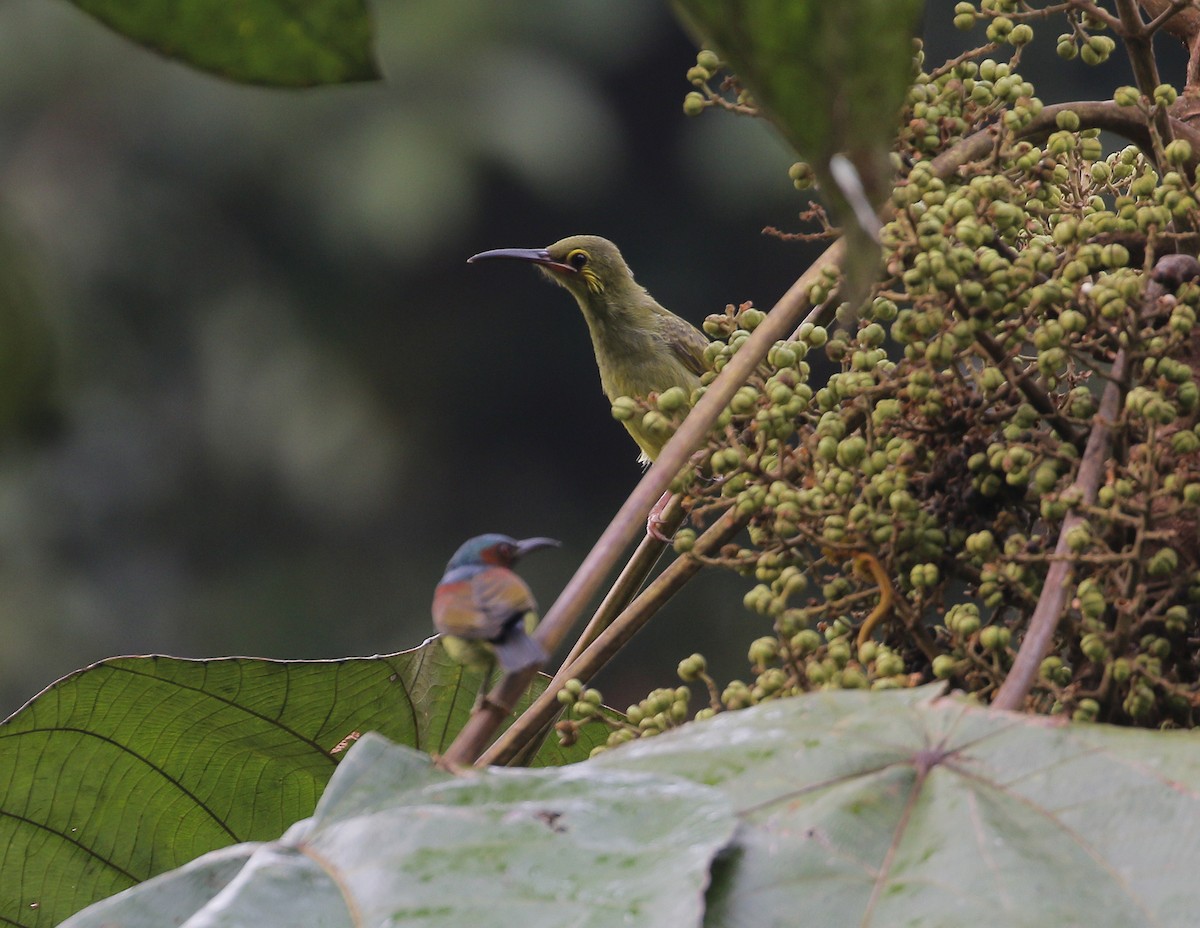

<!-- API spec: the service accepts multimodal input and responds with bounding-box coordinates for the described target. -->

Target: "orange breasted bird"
[432,534,561,674]
[468,235,708,464]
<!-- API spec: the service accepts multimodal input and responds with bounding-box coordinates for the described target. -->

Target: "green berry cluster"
[681,47,757,120]
[622,8,1200,743]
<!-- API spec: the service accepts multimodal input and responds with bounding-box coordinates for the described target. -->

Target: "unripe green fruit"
[696,49,721,71]
[1154,83,1179,106]
[1123,682,1156,720]
[740,307,766,330]
[1083,34,1115,64]
[980,625,1011,650]
[1040,656,1063,681]
[836,436,868,467]
[677,652,706,681]
[673,528,696,554]
[1073,699,1100,722]
[1055,110,1080,132]
[611,396,637,421]
[686,66,710,84]
[827,640,852,665]
[931,654,958,680]
[1080,632,1109,662]
[1147,548,1178,577]
[1165,139,1193,165]
[683,92,706,117]
[1066,523,1092,552]
[641,410,672,437]
[1165,606,1190,634]
[980,367,1006,392]
[748,636,780,667]
[1114,85,1140,107]
[1008,23,1033,45]
[1130,170,1158,198]
[721,680,753,709]
[966,530,995,556]
[986,16,1013,41]
[654,386,688,414]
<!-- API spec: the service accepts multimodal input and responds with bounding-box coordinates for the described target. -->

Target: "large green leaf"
[61,734,738,928]
[42,684,1200,927]
[671,0,925,300]
[598,683,1200,927]
[0,641,604,928]
[65,0,379,86]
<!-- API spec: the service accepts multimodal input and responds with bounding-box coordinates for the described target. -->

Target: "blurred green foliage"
[0,0,802,716]
[0,0,1125,717]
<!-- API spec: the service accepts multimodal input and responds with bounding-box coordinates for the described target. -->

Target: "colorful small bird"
[432,534,560,678]
[468,235,708,464]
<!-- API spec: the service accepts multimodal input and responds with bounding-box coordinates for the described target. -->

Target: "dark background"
[0,2,1141,715]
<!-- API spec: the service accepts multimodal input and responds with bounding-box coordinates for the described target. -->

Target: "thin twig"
[480,508,748,767]
[992,349,1129,711]
[975,331,1087,451]
[506,499,684,766]
[562,497,684,666]
[1115,0,1176,149]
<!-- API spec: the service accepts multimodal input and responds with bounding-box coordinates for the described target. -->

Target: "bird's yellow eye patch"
[565,248,603,294]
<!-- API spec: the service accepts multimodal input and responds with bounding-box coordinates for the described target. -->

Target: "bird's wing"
[659,314,709,378]
[432,567,536,641]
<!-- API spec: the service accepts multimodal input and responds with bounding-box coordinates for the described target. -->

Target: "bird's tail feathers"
[492,626,547,673]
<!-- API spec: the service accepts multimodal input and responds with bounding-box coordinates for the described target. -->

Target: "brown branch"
[561,497,683,667]
[439,240,847,767]
[1068,0,1124,31]
[1114,0,1176,149]
[505,500,684,766]
[1138,0,1200,90]
[929,100,1200,178]
[992,349,1129,711]
[480,507,748,767]
[975,331,1087,451]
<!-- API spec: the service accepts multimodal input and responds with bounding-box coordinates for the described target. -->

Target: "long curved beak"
[515,536,562,559]
[467,247,575,274]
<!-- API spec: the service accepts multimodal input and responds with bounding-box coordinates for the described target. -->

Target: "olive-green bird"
[468,235,708,465]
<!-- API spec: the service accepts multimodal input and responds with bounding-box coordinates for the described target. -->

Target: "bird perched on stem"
[468,235,708,534]
[468,235,707,460]
[432,534,560,686]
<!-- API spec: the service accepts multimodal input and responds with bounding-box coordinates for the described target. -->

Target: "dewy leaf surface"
[595,683,1200,928]
[0,640,604,928]
[62,734,738,928]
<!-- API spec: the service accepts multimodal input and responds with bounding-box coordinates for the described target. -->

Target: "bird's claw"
[646,490,676,543]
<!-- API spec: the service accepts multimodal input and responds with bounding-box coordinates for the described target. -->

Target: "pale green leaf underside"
[63,735,737,928]
[0,642,604,928]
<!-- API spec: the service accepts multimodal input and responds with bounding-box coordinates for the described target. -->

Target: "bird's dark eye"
[567,249,589,269]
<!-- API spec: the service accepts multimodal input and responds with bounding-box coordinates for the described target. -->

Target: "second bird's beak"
[467,247,576,275]
[514,536,562,559]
